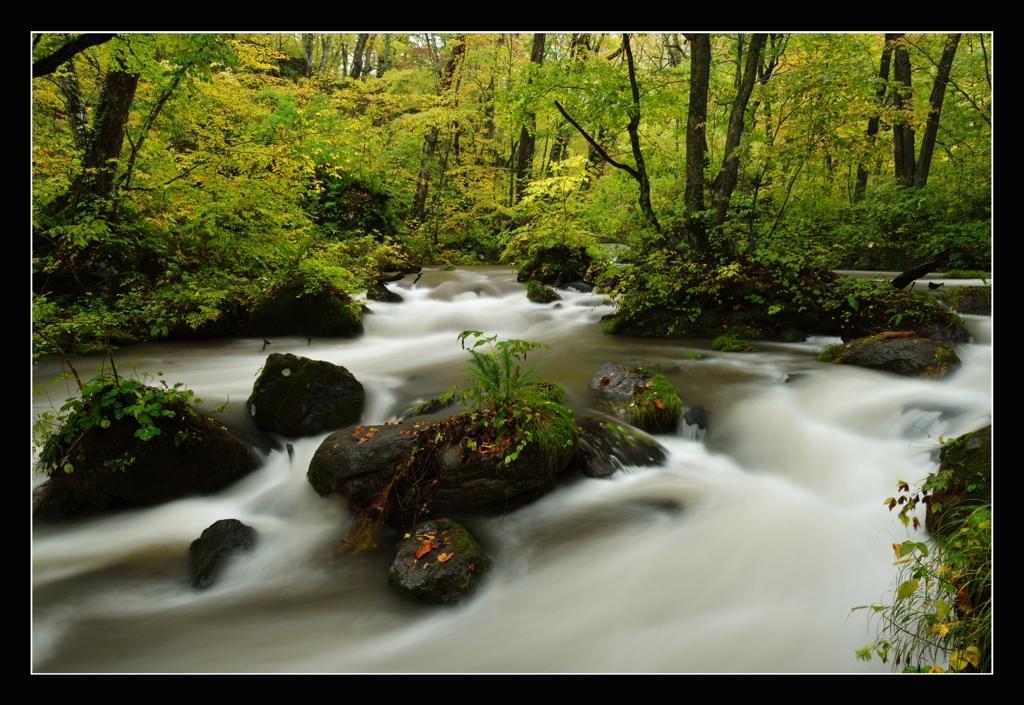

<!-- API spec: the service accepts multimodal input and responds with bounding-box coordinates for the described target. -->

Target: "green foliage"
[455,331,550,411]
[35,371,203,476]
[628,374,682,433]
[942,270,990,281]
[712,333,758,353]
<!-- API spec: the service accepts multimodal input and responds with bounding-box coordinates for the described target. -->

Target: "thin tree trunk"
[318,35,333,79]
[855,35,894,201]
[78,66,139,203]
[914,34,960,188]
[377,34,391,77]
[349,34,370,80]
[621,34,660,232]
[892,35,916,185]
[302,34,315,77]
[712,33,767,227]
[513,33,545,203]
[684,34,711,251]
[56,62,88,151]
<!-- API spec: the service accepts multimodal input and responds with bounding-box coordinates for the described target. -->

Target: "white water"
[31,267,992,672]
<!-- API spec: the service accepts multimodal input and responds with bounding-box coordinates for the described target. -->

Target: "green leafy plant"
[35,370,204,476]
[854,478,991,673]
[629,374,682,433]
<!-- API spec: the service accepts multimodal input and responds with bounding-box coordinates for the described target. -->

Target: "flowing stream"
[31,266,992,672]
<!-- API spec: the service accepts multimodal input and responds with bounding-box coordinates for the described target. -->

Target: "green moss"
[816,343,848,363]
[250,279,363,337]
[712,334,757,353]
[680,353,703,360]
[942,269,990,280]
[629,374,682,433]
[525,280,560,304]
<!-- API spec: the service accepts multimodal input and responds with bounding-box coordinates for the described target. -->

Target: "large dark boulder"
[574,416,666,479]
[925,425,991,538]
[307,423,417,508]
[34,401,257,521]
[940,286,991,316]
[816,331,961,379]
[190,519,257,589]
[250,280,363,338]
[247,353,364,437]
[388,519,492,604]
[308,412,579,526]
[590,363,653,397]
[367,281,403,303]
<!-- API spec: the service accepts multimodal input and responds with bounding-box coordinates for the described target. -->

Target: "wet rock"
[307,423,417,508]
[525,280,561,303]
[560,280,594,293]
[682,406,709,431]
[190,519,258,589]
[247,353,364,437]
[34,399,258,521]
[940,286,991,316]
[388,519,492,604]
[250,280,363,338]
[590,363,653,397]
[402,396,456,420]
[574,416,666,479]
[925,425,991,538]
[816,331,961,379]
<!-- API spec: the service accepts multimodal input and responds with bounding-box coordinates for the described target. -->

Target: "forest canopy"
[32,33,991,353]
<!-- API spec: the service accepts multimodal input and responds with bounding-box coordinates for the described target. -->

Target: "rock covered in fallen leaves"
[589,363,653,396]
[247,353,364,436]
[307,423,418,507]
[189,519,257,589]
[816,330,961,379]
[388,519,492,604]
[573,416,667,479]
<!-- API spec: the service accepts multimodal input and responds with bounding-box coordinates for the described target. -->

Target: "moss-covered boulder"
[34,388,257,521]
[189,519,257,589]
[628,374,683,434]
[309,401,579,527]
[525,280,561,304]
[388,519,492,604]
[247,353,364,437]
[712,332,757,352]
[367,281,404,303]
[816,331,961,379]
[574,416,667,479]
[250,280,363,338]
[515,245,594,287]
[590,363,652,397]
[940,286,991,315]
[925,425,991,539]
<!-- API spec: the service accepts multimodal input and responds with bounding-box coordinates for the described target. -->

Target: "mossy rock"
[629,374,683,434]
[590,362,653,396]
[402,396,456,420]
[35,397,257,521]
[712,334,757,353]
[247,353,364,437]
[574,416,667,478]
[516,245,593,287]
[189,519,257,589]
[388,519,492,604]
[940,286,991,315]
[250,280,363,338]
[525,280,561,304]
[816,331,961,379]
[367,281,404,303]
[925,425,991,539]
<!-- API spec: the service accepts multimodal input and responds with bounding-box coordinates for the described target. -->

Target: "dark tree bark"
[33,33,116,78]
[892,35,916,185]
[412,35,466,222]
[77,65,139,203]
[891,252,949,290]
[914,34,961,188]
[349,34,370,80]
[683,34,711,251]
[855,35,895,202]
[712,33,766,227]
[513,34,546,203]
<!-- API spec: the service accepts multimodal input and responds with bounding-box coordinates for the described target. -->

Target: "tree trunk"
[318,35,333,80]
[855,35,894,202]
[377,34,391,77]
[622,34,660,232]
[513,34,546,203]
[412,35,466,222]
[77,65,139,203]
[712,33,766,228]
[56,62,88,151]
[302,34,315,77]
[684,34,711,251]
[349,34,370,80]
[914,34,961,188]
[892,35,916,185]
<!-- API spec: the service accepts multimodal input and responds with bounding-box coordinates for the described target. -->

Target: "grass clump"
[629,374,682,434]
[712,333,757,353]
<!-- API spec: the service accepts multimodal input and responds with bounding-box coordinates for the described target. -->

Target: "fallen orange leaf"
[437,553,453,563]
[414,544,431,559]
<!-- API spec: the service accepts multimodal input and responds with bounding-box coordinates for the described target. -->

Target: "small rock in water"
[388,519,492,604]
[189,519,257,589]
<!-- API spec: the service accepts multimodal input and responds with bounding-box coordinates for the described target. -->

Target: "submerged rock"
[388,519,492,604]
[574,416,667,479]
[590,363,652,397]
[816,331,961,379]
[247,353,364,437]
[190,519,257,589]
